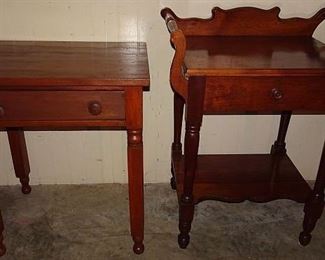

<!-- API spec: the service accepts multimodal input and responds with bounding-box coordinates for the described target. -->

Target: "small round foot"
[21,184,31,194]
[170,176,176,190]
[0,244,6,257]
[133,242,144,254]
[178,233,190,249]
[299,232,311,246]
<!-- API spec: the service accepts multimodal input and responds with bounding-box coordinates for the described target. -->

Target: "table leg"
[125,88,144,254]
[0,211,5,257]
[178,77,205,249]
[178,122,200,249]
[299,141,325,246]
[171,92,185,190]
[7,129,31,194]
[271,111,291,155]
[269,112,292,192]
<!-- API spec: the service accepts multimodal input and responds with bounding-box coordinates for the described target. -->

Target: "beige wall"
[0,0,324,185]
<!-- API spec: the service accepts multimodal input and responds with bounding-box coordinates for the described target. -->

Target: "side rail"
[161,8,188,100]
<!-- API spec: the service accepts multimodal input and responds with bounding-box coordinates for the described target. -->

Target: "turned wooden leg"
[271,111,292,155]
[7,129,31,194]
[125,88,144,254]
[178,195,194,248]
[178,76,205,249]
[171,92,185,190]
[299,141,325,246]
[178,122,201,248]
[269,111,292,190]
[0,211,6,257]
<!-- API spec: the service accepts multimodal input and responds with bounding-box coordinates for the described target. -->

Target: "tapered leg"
[7,129,31,194]
[299,141,325,246]
[0,211,5,257]
[178,77,205,249]
[171,92,185,190]
[125,88,144,254]
[127,129,144,254]
[271,111,292,155]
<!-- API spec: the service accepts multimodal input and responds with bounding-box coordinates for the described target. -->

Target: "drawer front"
[204,77,325,113]
[0,91,125,121]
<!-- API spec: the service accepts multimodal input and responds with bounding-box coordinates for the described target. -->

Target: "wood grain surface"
[184,37,325,77]
[0,41,150,88]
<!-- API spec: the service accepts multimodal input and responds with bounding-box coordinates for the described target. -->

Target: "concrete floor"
[0,183,324,259]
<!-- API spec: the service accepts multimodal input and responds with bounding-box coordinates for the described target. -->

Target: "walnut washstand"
[161,7,325,248]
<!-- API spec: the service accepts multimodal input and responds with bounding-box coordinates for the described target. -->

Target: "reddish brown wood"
[178,76,205,248]
[0,41,149,254]
[7,129,31,194]
[0,119,126,128]
[173,154,311,203]
[171,93,185,190]
[0,41,149,88]
[204,77,325,113]
[162,6,325,249]
[271,112,292,155]
[0,91,125,121]
[170,31,188,99]
[125,87,144,254]
[0,211,5,257]
[299,142,325,246]
[161,7,325,36]
[88,101,102,116]
[184,37,325,77]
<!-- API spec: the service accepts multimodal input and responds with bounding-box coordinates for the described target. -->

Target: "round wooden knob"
[88,101,102,115]
[0,106,5,117]
[271,88,283,100]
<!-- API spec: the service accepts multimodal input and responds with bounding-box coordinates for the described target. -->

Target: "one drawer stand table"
[0,41,150,255]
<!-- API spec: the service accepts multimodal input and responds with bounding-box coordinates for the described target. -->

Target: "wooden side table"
[162,6,325,248]
[0,41,150,254]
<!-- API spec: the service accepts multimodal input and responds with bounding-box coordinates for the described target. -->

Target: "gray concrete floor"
[0,183,324,259]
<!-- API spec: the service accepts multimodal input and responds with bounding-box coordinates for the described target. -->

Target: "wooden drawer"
[0,91,125,121]
[203,77,325,113]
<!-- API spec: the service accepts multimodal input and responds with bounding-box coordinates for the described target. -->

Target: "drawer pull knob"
[272,88,283,100]
[0,106,4,117]
[88,101,102,115]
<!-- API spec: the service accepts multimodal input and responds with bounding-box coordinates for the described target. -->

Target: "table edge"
[185,68,325,77]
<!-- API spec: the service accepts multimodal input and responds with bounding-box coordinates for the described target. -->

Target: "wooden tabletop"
[184,36,325,77]
[0,41,150,88]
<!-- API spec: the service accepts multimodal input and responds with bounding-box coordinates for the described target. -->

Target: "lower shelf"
[172,154,311,204]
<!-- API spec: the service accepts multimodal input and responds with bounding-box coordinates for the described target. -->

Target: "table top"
[184,36,325,77]
[0,41,150,88]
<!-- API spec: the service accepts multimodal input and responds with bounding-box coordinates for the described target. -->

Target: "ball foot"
[21,184,32,194]
[133,242,144,254]
[299,232,311,246]
[178,233,190,249]
[0,244,6,257]
[170,176,176,190]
